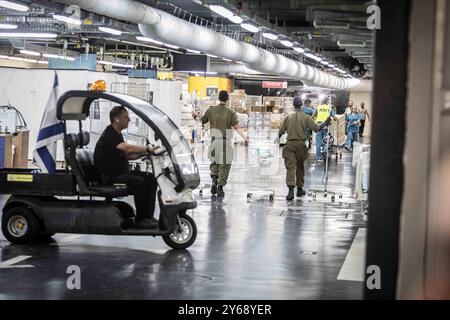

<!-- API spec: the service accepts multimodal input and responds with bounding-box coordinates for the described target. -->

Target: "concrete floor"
[0,143,367,300]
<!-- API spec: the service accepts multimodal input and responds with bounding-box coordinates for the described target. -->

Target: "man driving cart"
[94,106,160,229]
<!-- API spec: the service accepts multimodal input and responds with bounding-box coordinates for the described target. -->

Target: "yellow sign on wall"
[157,72,174,80]
[188,76,232,98]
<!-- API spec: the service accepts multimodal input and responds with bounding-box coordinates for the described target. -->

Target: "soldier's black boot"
[211,175,218,195]
[286,187,295,201]
[217,186,225,198]
[297,187,306,197]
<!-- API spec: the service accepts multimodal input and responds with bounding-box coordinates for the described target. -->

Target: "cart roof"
[57,90,153,121]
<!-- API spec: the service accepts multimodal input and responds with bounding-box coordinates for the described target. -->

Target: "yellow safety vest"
[316,104,331,123]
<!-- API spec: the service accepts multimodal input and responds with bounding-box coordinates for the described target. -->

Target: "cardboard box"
[12,130,29,168]
[251,105,265,112]
[233,89,246,95]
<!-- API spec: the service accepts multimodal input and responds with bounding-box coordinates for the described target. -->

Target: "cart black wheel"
[269,195,274,202]
[1,207,41,244]
[163,213,197,250]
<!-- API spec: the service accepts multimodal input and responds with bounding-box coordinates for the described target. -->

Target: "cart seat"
[66,132,130,198]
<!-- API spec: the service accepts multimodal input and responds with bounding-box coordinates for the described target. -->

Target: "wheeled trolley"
[246,140,277,202]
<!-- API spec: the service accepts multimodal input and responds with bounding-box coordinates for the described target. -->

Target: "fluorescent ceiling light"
[60,56,75,61]
[240,23,259,33]
[53,13,82,25]
[136,36,163,45]
[0,1,29,12]
[262,32,278,40]
[207,54,218,58]
[98,60,134,69]
[304,52,322,61]
[0,23,18,29]
[0,54,9,59]
[209,5,234,18]
[37,60,48,65]
[222,58,232,62]
[164,43,179,50]
[20,49,41,56]
[293,47,305,53]
[43,53,59,59]
[0,32,57,38]
[321,60,329,65]
[187,49,201,54]
[8,56,38,63]
[228,15,243,24]
[206,71,217,75]
[99,27,122,36]
[279,40,293,47]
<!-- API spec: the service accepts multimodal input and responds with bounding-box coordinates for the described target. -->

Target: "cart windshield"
[110,93,200,189]
[59,91,200,190]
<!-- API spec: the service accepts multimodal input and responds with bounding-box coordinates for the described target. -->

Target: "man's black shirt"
[94,125,129,177]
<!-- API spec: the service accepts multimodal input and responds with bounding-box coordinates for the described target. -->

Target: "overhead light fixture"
[207,54,218,58]
[0,23,18,29]
[0,54,9,59]
[293,47,305,53]
[262,32,278,40]
[321,60,329,65]
[43,53,75,61]
[98,60,134,69]
[187,49,201,54]
[209,5,234,18]
[337,40,366,48]
[0,0,29,12]
[304,52,322,62]
[164,43,179,50]
[240,23,259,33]
[20,49,41,56]
[206,71,218,75]
[53,13,82,25]
[279,39,293,47]
[8,56,38,63]
[43,53,59,59]
[228,15,243,24]
[99,27,122,36]
[222,58,232,62]
[0,32,57,38]
[37,60,48,65]
[61,56,75,61]
[136,36,163,45]
[313,20,350,30]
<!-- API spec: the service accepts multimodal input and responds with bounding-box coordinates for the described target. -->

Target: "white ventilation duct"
[210,63,262,75]
[55,0,360,90]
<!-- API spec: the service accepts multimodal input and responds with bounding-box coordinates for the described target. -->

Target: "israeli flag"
[33,73,65,174]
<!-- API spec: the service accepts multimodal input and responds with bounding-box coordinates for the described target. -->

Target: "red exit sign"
[262,81,288,89]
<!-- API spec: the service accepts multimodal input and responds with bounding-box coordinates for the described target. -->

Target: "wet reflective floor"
[0,144,367,299]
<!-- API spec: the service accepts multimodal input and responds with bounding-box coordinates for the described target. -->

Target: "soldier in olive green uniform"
[279,97,330,201]
[200,90,249,197]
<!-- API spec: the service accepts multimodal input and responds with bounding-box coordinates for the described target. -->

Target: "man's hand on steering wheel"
[146,146,160,154]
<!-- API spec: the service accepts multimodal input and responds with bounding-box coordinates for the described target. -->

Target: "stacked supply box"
[248,112,272,141]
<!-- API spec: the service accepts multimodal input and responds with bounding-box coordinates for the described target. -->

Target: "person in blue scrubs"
[345,105,361,151]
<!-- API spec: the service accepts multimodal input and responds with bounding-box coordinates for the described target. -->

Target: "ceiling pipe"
[210,63,263,75]
[54,0,359,90]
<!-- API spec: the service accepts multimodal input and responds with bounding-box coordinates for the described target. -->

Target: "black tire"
[162,213,197,250]
[1,207,41,244]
